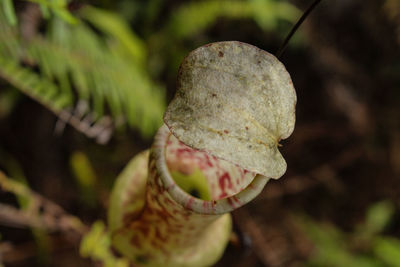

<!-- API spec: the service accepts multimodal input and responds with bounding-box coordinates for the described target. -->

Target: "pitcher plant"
[108,41,296,267]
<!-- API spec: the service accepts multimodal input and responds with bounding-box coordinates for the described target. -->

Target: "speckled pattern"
[111,125,269,266]
[164,41,296,179]
[166,131,256,200]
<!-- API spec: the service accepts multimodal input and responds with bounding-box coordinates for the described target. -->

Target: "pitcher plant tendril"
[108,41,296,266]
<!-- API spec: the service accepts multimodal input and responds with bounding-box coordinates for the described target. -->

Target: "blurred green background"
[0,0,399,266]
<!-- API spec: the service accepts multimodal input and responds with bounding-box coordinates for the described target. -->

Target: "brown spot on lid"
[224,130,229,134]
[218,51,224,57]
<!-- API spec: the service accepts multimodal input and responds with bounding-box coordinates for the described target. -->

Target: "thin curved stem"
[276,0,323,59]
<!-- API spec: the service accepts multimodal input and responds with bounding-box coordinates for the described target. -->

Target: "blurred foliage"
[8,171,52,265]
[0,87,21,119]
[298,201,400,267]
[0,2,165,139]
[147,0,301,86]
[0,171,40,212]
[1,0,78,24]
[70,151,98,208]
[80,221,129,267]
[1,0,16,25]
[0,171,86,233]
[165,0,299,39]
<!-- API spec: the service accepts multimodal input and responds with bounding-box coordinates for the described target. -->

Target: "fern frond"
[1,0,78,25]
[0,56,68,112]
[0,56,113,143]
[0,6,165,139]
[80,6,146,65]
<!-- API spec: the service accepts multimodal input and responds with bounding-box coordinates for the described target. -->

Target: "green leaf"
[53,7,79,24]
[297,216,383,267]
[39,3,50,19]
[80,221,130,267]
[251,0,300,31]
[365,201,395,235]
[166,0,300,39]
[80,6,146,64]
[2,0,17,25]
[374,237,400,267]
[70,151,98,207]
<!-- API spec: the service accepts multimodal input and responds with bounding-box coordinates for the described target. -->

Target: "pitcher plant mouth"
[154,124,270,215]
